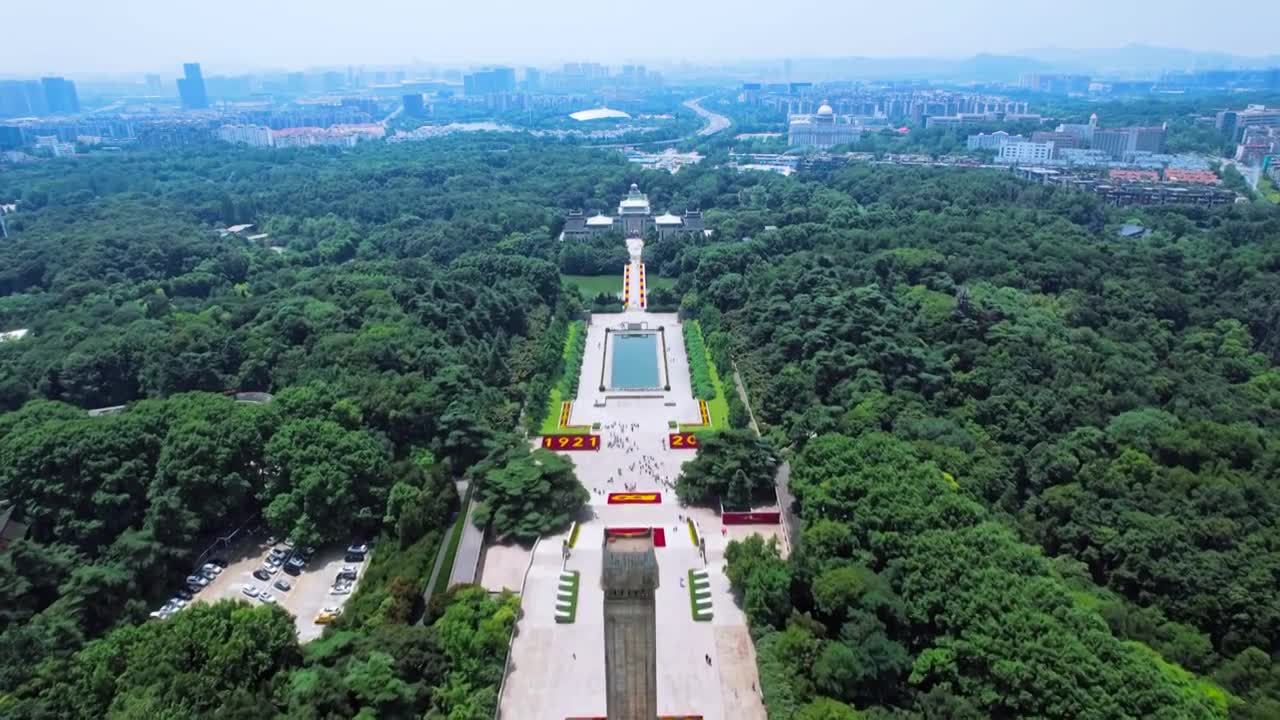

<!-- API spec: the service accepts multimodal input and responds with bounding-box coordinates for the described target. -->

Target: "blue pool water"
[610,332,660,389]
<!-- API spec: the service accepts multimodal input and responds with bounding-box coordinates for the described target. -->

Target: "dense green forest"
[668,167,1280,718]
[1,135,1278,717]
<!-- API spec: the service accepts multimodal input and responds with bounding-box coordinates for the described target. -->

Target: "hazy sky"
[3,0,1278,76]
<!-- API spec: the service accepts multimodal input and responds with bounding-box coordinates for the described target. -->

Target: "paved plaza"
[496,240,766,720]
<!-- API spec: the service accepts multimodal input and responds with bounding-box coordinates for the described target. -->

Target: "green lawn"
[562,273,674,297]
[648,275,675,290]
[704,357,731,429]
[563,274,623,297]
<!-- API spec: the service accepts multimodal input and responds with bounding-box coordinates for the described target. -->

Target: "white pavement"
[497,239,766,720]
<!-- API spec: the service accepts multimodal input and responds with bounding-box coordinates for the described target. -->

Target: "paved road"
[684,97,731,137]
[448,485,486,587]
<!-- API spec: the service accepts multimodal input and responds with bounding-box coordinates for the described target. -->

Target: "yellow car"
[314,612,338,625]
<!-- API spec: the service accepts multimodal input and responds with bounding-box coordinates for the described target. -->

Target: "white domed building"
[788,100,862,149]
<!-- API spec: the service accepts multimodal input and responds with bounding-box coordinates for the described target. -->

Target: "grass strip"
[555,571,581,624]
[688,569,712,622]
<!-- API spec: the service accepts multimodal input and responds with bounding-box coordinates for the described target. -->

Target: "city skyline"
[2,0,1279,75]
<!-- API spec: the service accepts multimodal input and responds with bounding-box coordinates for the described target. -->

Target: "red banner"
[541,434,601,451]
[722,511,781,525]
[607,492,661,504]
[668,432,700,449]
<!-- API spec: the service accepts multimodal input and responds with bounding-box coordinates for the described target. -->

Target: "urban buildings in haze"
[1216,105,1280,141]
[40,77,80,114]
[0,81,48,117]
[402,93,425,117]
[178,63,209,110]
[463,67,516,96]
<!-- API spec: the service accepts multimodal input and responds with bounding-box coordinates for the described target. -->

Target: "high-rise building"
[40,77,80,114]
[463,67,516,96]
[524,67,541,91]
[402,93,425,117]
[0,82,29,117]
[178,63,209,109]
[322,71,344,92]
[145,74,163,95]
[0,125,23,150]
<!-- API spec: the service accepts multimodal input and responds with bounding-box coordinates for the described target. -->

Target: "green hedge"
[683,320,717,400]
[557,321,586,399]
[528,319,586,436]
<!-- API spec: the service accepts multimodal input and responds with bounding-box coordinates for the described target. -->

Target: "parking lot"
[178,535,368,642]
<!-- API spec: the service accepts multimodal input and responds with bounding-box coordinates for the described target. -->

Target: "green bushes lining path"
[558,321,586,400]
[683,320,731,429]
[684,320,716,400]
[534,320,587,436]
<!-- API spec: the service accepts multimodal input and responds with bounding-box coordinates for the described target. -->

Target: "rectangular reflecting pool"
[610,332,660,390]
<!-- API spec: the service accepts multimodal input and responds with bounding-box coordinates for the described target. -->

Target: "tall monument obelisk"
[602,529,659,720]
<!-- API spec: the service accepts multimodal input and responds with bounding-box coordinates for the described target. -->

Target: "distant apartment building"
[1234,125,1280,165]
[1020,74,1091,95]
[1013,167,1237,208]
[145,74,163,95]
[178,63,209,110]
[966,131,1024,150]
[463,67,516,96]
[1216,105,1280,140]
[925,113,999,129]
[1055,113,1098,144]
[788,101,861,149]
[0,125,23,149]
[402,93,425,117]
[270,124,384,148]
[0,81,48,118]
[1093,125,1167,160]
[997,141,1055,164]
[216,124,273,147]
[1031,131,1080,156]
[40,77,80,114]
[524,68,541,92]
